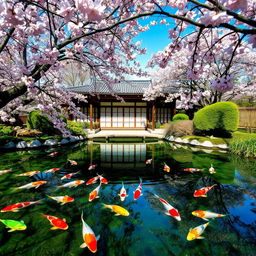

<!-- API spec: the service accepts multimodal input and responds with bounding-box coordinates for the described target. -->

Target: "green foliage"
[155,122,161,128]
[0,125,13,136]
[67,120,86,135]
[193,102,239,137]
[229,138,256,157]
[173,113,189,121]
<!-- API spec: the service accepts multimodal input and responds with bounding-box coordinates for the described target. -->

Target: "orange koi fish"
[133,178,143,200]
[163,163,170,172]
[146,159,152,164]
[1,200,42,212]
[42,214,68,230]
[98,174,108,184]
[209,164,216,174]
[44,168,60,173]
[49,152,58,157]
[187,222,209,241]
[80,211,100,253]
[88,183,101,202]
[60,172,79,180]
[48,195,74,205]
[118,182,128,201]
[17,170,40,177]
[88,164,96,171]
[192,210,227,221]
[183,168,204,173]
[153,194,181,221]
[59,180,85,188]
[15,181,47,190]
[86,175,99,185]
[68,159,77,165]
[0,169,12,175]
[194,184,217,197]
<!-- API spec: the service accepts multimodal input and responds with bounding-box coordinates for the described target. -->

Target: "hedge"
[67,120,87,135]
[193,101,239,137]
[173,113,189,121]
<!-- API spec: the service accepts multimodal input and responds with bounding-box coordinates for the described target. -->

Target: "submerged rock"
[44,139,57,146]
[3,142,16,149]
[16,141,28,149]
[28,140,42,148]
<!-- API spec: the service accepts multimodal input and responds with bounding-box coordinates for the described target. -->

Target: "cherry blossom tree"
[0,0,255,133]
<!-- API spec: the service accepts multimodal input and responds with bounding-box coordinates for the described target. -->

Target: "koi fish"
[163,163,170,172]
[68,159,77,165]
[15,181,47,190]
[49,152,58,157]
[86,175,99,185]
[146,159,152,164]
[48,195,74,205]
[42,214,68,230]
[133,178,143,200]
[192,210,227,221]
[60,172,79,180]
[183,168,204,173]
[80,211,100,253]
[44,168,60,173]
[187,222,209,241]
[193,184,217,197]
[0,169,11,175]
[58,180,85,188]
[88,164,96,171]
[0,200,42,212]
[98,174,108,184]
[0,219,27,232]
[153,194,181,221]
[209,164,216,174]
[17,170,40,177]
[103,204,129,216]
[118,182,128,201]
[88,183,101,202]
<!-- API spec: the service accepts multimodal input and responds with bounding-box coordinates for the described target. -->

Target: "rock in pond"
[44,139,57,146]
[16,141,28,149]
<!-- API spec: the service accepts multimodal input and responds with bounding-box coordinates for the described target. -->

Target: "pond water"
[0,141,255,256]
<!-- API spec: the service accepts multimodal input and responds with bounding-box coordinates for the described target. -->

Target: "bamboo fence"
[239,107,256,130]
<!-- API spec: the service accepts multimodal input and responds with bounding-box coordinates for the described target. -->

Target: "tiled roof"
[68,80,152,95]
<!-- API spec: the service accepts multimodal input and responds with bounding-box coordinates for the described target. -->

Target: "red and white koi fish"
[0,200,42,212]
[209,164,216,174]
[15,181,47,190]
[153,194,181,221]
[49,152,58,157]
[44,168,60,173]
[163,163,170,172]
[193,184,217,197]
[187,222,209,241]
[88,164,96,171]
[60,172,79,180]
[88,183,101,202]
[17,170,40,177]
[183,168,204,173]
[98,174,108,184]
[0,169,11,175]
[59,180,85,188]
[192,210,227,221]
[86,175,99,185]
[118,182,128,201]
[146,159,152,164]
[42,214,68,230]
[80,211,100,253]
[48,195,74,205]
[68,159,77,165]
[133,178,143,200]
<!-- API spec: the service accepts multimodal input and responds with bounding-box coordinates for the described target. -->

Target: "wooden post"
[152,102,156,130]
[89,104,93,130]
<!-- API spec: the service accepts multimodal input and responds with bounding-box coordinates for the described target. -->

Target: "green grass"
[229,138,256,157]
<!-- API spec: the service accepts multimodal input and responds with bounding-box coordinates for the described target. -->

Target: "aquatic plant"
[229,138,256,158]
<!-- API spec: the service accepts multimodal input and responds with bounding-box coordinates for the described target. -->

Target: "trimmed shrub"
[193,102,239,137]
[173,113,189,121]
[229,138,256,158]
[0,124,14,136]
[67,120,86,135]
[155,122,161,129]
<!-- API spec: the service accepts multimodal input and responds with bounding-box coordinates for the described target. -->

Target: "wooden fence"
[239,107,256,129]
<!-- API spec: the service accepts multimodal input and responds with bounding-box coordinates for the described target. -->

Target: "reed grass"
[229,138,256,158]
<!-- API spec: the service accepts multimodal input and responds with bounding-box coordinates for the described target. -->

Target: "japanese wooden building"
[68,80,176,130]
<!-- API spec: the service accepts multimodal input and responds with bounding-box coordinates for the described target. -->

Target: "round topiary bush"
[193,101,239,137]
[173,113,189,121]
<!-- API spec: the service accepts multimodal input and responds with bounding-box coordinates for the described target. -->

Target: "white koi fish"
[0,169,12,175]
[60,172,79,180]
[154,194,181,221]
[44,168,60,173]
[58,180,85,188]
[97,174,108,184]
[163,163,170,172]
[146,159,152,164]
[133,178,143,200]
[47,195,74,205]
[209,164,216,174]
[88,182,101,202]
[88,164,96,171]
[15,181,47,190]
[68,159,77,165]
[80,211,100,253]
[187,222,210,241]
[17,170,40,177]
[118,182,128,201]
[192,210,227,221]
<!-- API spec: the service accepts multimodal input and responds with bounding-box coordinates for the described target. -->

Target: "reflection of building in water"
[100,144,146,169]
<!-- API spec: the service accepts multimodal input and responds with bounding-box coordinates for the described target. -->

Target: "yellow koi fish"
[103,204,129,216]
[192,210,227,221]
[187,222,209,241]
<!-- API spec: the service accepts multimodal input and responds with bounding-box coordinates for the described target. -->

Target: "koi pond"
[0,141,255,256]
